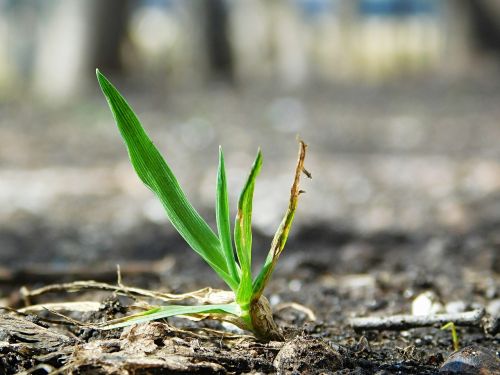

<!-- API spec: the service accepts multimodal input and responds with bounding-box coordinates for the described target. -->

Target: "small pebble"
[487,299,500,316]
[269,294,281,306]
[288,279,302,292]
[412,291,443,315]
[439,345,500,374]
[273,336,343,374]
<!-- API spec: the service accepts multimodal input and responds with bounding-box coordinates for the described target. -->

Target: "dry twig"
[348,308,485,332]
[21,280,231,306]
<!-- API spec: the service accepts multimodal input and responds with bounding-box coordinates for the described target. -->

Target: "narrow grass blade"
[101,303,241,330]
[216,147,240,285]
[96,70,237,291]
[252,141,308,301]
[234,149,262,304]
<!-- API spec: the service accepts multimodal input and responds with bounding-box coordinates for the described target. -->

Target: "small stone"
[288,279,302,292]
[439,345,500,374]
[484,315,500,336]
[412,291,443,316]
[486,299,500,316]
[269,294,281,306]
[273,336,343,374]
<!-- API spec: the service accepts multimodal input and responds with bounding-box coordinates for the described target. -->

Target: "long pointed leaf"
[216,147,240,286]
[234,149,262,304]
[252,141,308,301]
[96,70,237,291]
[101,303,241,330]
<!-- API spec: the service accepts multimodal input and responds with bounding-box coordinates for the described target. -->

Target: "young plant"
[441,321,460,351]
[96,70,309,341]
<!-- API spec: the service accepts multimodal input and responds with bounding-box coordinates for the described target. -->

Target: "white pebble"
[288,279,302,292]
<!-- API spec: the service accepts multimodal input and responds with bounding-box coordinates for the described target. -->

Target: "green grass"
[441,322,460,351]
[96,69,309,340]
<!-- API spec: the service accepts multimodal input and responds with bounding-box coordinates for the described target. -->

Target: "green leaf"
[234,149,262,304]
[101,303,241,330]
[216,147,240,285]
[96,70,237,291]
[252,141,307,301]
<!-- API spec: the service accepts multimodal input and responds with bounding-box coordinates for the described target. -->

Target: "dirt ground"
[0,220,499,374]
[0,74,499,373]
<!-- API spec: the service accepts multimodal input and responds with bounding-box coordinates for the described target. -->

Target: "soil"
[0,219,499,374]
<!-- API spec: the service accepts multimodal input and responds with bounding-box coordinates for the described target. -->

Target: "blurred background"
[1,0,500,276]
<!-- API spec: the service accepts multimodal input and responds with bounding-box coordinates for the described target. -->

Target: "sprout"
[441,322,460,351]
[96,70,309,341]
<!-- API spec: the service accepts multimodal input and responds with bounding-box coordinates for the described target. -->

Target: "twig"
[19,301,102,314]
[275,302,317,321]
[22,280,220,304]
[114,264,137,302]
[21,280,236,314]
[116,264,123,287]
[42,308,92,327]
[0,306,80,326]
[348,308,485,331]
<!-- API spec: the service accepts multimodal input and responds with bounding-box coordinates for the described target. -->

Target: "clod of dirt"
[0,312,75,374]
[0,312,74,350]
[273,335,343,374]
[439,345,500,374]
[70,324,228,374]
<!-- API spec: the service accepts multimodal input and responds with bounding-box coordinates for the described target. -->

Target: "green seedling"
[441,321,459,351]
[96,70,309,341]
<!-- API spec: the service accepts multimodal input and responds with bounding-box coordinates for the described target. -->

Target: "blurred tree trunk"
[88,0,131,73]
[33,0,131,101]
[203,0,234,81]
[463,0,500,53]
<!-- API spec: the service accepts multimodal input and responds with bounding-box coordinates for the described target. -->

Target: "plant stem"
[249,295,284,341]
[441,322,460,351]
